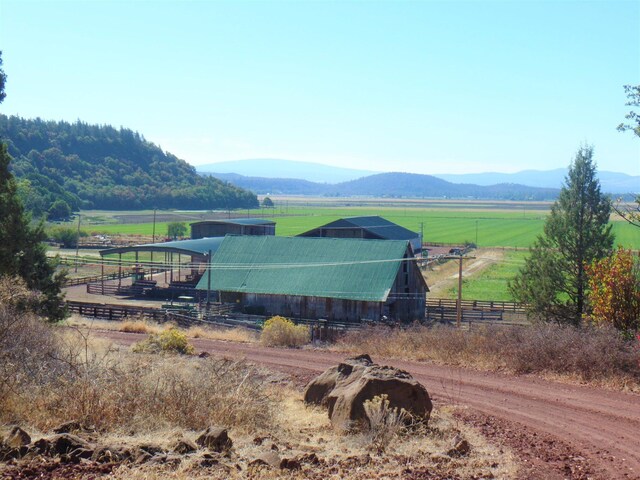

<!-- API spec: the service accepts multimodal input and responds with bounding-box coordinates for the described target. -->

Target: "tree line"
[0,114,258,217]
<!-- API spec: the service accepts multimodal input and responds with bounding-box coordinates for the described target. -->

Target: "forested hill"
[0,115,258,215]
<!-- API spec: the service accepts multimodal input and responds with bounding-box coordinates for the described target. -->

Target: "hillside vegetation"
[0,115,258,215]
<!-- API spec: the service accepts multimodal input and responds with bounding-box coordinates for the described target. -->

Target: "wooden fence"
[65,272,131,287]
[427,298,527,314]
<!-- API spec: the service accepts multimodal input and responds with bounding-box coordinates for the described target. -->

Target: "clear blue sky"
[1,0,638,175]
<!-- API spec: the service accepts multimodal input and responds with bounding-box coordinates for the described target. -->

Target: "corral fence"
[425,298,529,327]
[427,298,527,314]
[67,300,363,341]
[64,271,131,287]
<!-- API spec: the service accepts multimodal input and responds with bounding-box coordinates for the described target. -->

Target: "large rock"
[5,427,31,448]
[195,426,232,452]
[304,355,432,430]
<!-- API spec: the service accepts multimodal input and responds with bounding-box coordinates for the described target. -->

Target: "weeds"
[337,323,640,389]
[132,327,195,355]
[361,394,408,453]
[260,316,310,348]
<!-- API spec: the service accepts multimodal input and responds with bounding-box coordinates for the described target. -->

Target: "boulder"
[52,420,83,434]
[5,426,31,448]
[173,437,198,455]
[249,450,281,469]
[303,354,373,406]
[92,444,134,463]
[48,433,92,456]
[195,427,232,452]
[304,355,432,430]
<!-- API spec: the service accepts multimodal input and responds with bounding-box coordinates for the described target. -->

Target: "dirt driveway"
[94,330,640,479]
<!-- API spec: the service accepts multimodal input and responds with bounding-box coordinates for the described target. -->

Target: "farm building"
[196,235,428,322]
[99,237,225,293]
[297,216,422,255]
[190,218,276,239]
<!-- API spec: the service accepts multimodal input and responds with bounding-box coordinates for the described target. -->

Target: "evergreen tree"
[510,146,614,325]
[0,52,66,321]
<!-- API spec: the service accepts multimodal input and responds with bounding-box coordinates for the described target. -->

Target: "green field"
[445,250,529,301]
[77,204,640,250]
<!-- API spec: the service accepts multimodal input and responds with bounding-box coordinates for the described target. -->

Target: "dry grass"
[1,318,275,434]
[336,323,640,390]
[66,315,259,343]
[108,390,519,480]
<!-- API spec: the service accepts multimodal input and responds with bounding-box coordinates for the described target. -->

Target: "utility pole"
[443,252,476,328]
[151,208,157,268]
[475,220,478,246]
[457,253,463,328]
[74,214,81,273]
[206,249,212,315]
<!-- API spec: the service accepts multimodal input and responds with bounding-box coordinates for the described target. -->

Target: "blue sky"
[0,0,638,175]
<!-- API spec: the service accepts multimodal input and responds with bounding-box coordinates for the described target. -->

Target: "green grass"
[68,205,640,250]
[446,250,529,301]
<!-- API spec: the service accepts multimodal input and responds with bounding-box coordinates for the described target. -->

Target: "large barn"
[196,235,428,322]
[297,216,422,255]
[190,219,275,239]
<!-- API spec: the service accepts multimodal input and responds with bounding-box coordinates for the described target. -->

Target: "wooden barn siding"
[192,224,275,239]
[192,224,243,239]
[240,293,382,322]
[385,253,426,322]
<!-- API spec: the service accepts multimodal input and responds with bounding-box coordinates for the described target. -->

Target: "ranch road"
[95,330,640,479]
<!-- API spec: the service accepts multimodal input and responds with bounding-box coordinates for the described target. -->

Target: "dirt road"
[96,330,640,479]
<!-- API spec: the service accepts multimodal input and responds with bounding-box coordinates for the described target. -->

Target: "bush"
[132,326,195,355]
[260,316,310,347]
[338,323,640,388]
[49,226,79,248]
[362,394,408,453]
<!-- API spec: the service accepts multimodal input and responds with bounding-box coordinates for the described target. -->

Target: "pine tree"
[0,51,66,320]
[510,146,614,325]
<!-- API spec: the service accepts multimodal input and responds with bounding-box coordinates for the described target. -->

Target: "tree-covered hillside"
[0,115,258,215]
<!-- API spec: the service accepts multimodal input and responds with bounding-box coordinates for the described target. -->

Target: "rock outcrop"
[304,354,432,429]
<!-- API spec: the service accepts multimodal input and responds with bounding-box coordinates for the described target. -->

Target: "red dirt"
[96,330,640,479]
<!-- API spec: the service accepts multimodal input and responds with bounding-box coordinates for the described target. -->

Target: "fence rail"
[427,298,527,314]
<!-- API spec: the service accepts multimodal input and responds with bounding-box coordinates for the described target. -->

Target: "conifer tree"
[510,146,614,325]
[0,52,66,320]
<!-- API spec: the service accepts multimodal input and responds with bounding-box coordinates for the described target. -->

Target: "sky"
[0,0,639,176]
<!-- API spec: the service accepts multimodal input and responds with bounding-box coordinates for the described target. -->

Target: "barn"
[195,235,428,322]
[190,218,276,239]
[297,216,422,255]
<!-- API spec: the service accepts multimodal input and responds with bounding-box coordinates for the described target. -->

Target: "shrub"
[132,326,195,355]
[362,394,408,453]
[338,323,640,388]
[260,316,310,347]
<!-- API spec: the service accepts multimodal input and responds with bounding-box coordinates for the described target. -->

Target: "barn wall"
[384,250,426,322]
[239,293,382,322]
[191,224,242,239]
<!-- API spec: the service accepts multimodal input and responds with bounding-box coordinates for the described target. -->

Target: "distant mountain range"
[197,159,377,183]
[207,171,560,201]
[197,159,639,194]
[435,169,639,194]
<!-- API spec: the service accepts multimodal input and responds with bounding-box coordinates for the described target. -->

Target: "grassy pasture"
[68,201,639,249]
[446,250,529,301]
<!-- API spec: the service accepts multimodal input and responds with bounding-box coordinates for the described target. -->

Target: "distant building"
[196,235,428,322]
[297,215,421,255]
[190,218,276,239]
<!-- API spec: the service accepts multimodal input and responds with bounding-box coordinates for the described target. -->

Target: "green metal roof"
[196,236,410,302]
[100,237,225,257]
[299,216,418,241]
